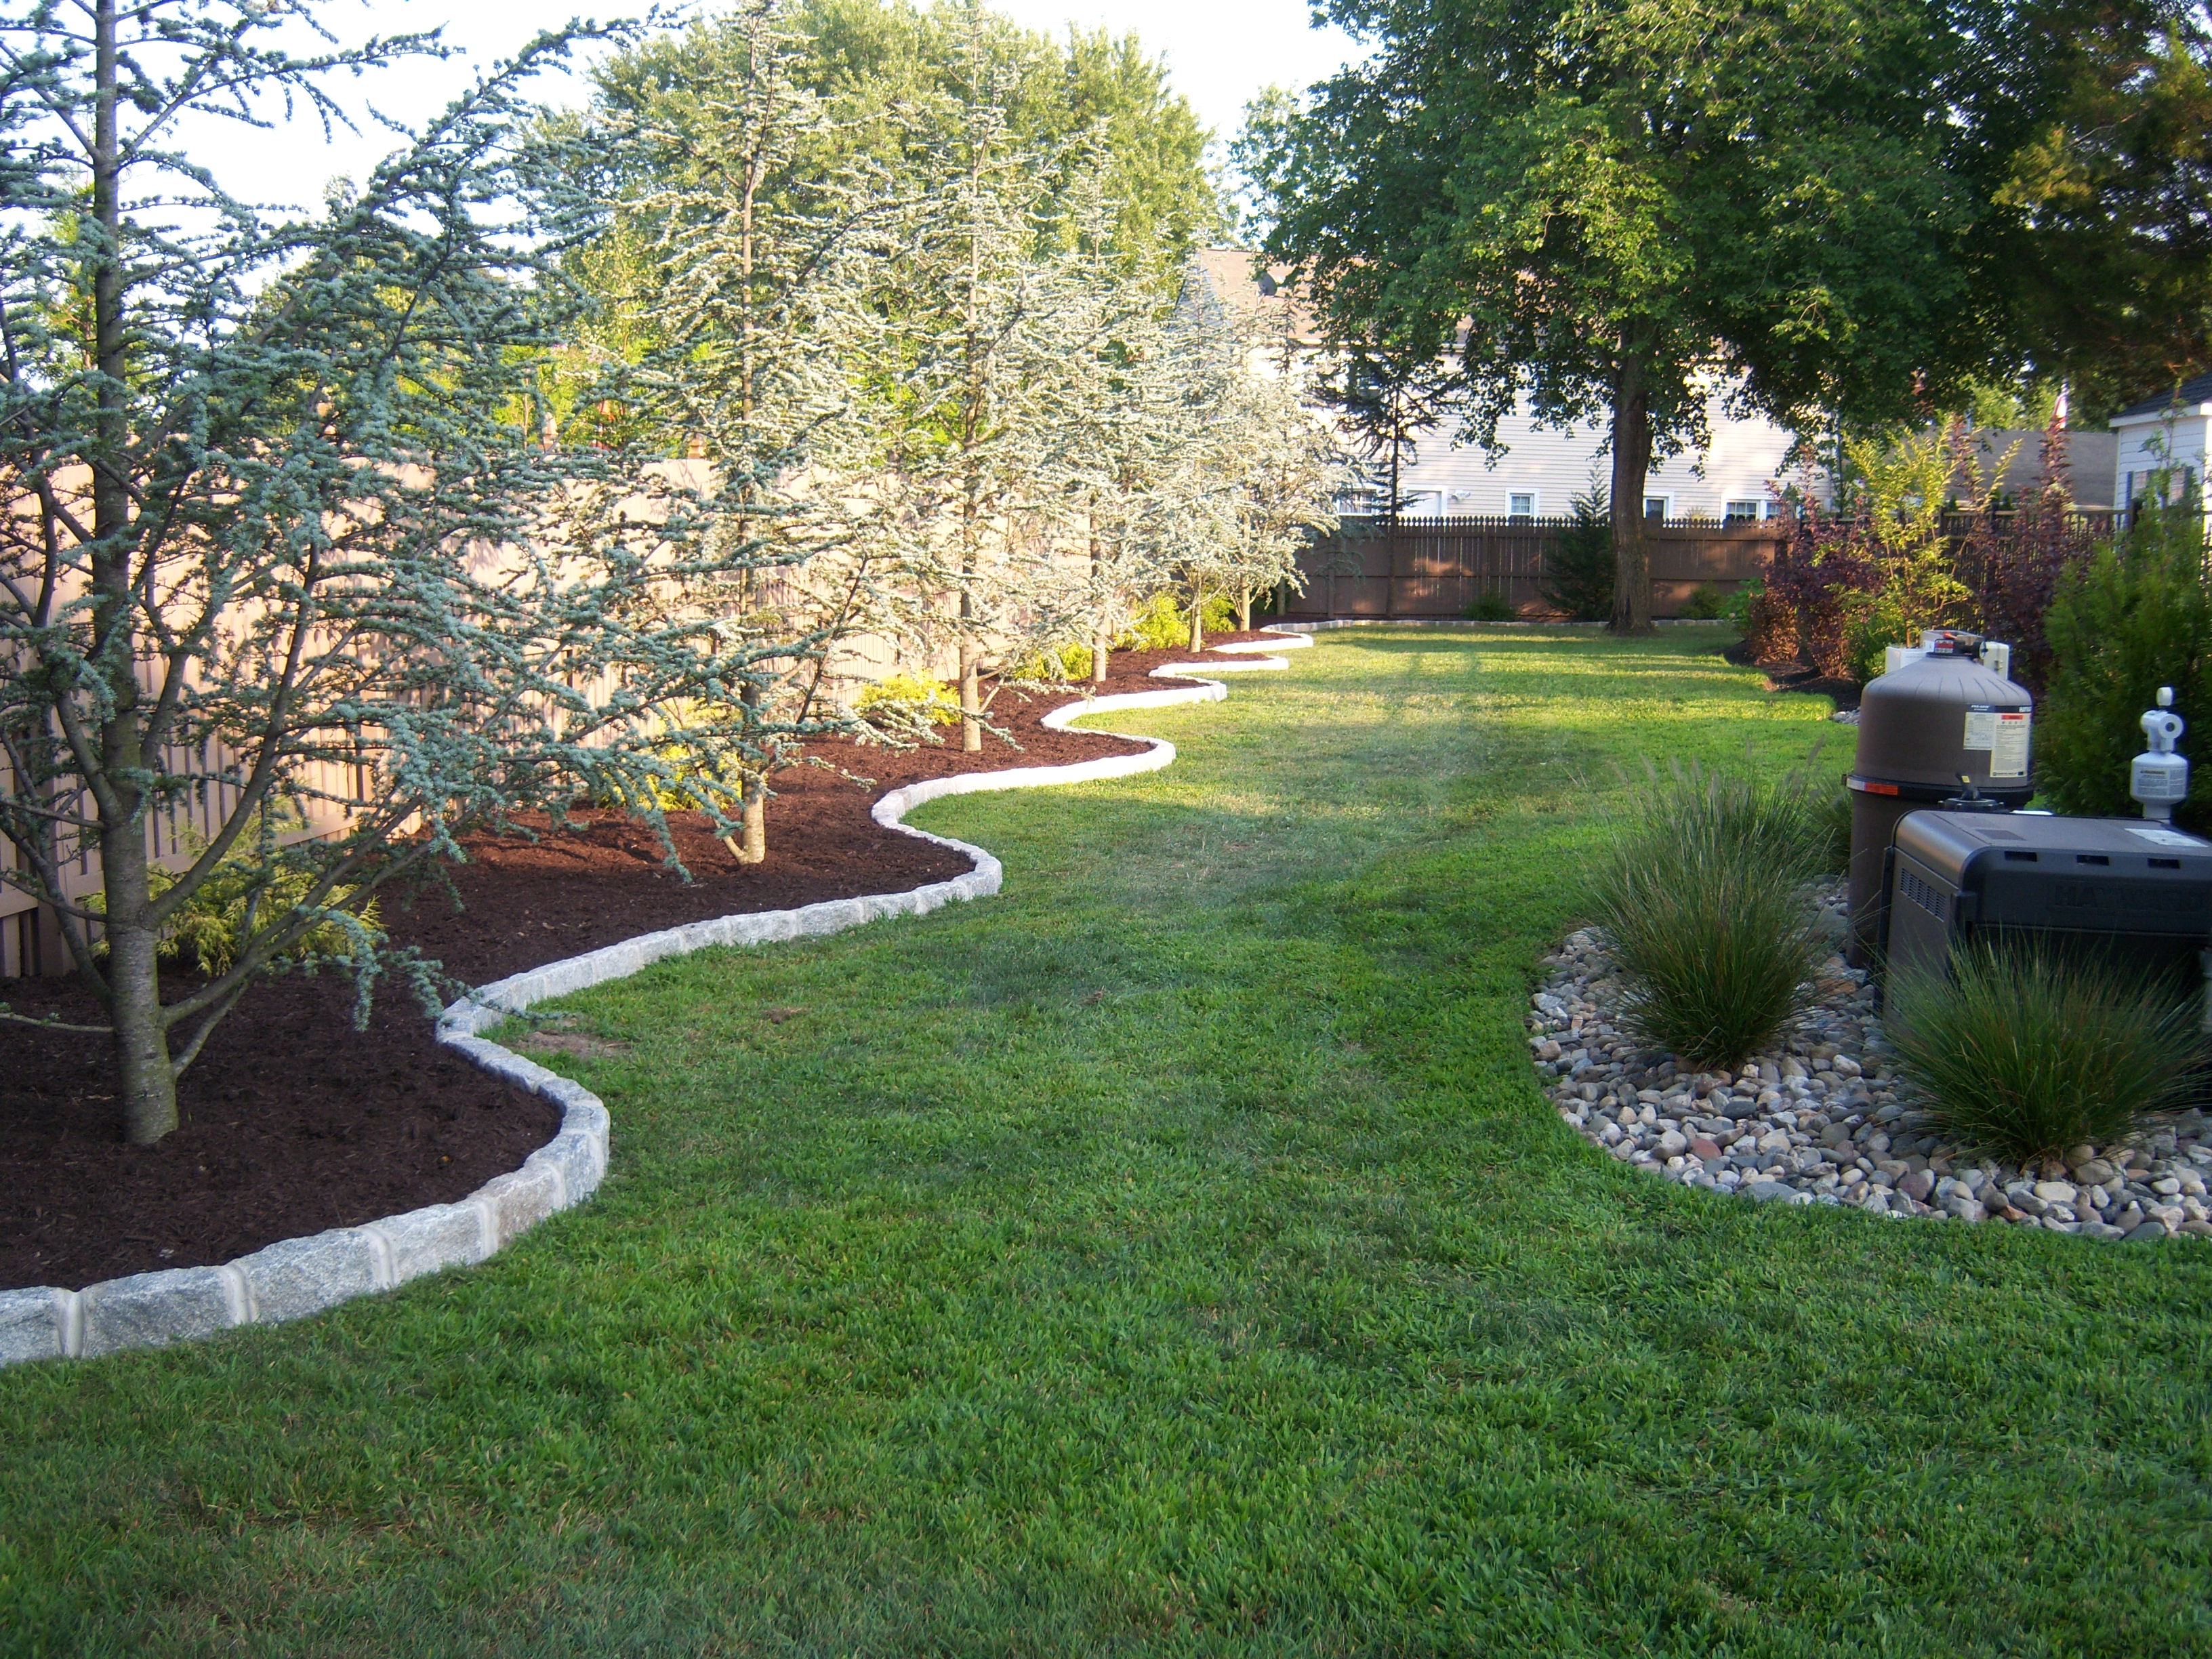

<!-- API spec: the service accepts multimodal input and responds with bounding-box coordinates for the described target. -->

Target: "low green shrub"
[1116,592,1235,651]
[1887,941,2203,1163]
[1465,592,1518,622]
[1677,583,1728,621]
[1006,640,1094,683]
[857,672,961,726]
[2036,504,2212,833]
[1588,764,1835,1069]
[92,823,380,975]
[1118,593,1188,650]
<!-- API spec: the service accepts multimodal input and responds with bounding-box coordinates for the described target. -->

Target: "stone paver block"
[526,1132,605,1204]
[367,1202,493,1284]
[1,1287,76,1366]
[479,1164,562,1247]
[80,1267,245,1357]
[234,1227,388,1324]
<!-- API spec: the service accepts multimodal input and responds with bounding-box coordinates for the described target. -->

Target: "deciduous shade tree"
[1241,0,2013,632]
[596,0,1223,288]
[0,1,813,1143]
[1978,0,2212,415]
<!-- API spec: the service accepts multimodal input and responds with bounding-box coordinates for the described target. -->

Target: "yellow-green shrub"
[92,832,380,975]
[857,672,962,726]
[1006,641,1095,682]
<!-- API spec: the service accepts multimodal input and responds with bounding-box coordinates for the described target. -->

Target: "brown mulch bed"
[0,643,1270,1291]
[1724,639,1862,712]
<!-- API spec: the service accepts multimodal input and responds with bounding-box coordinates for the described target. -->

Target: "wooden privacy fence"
[1284,516,1785,620]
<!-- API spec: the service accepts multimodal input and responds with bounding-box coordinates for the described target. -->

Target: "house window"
[1725,499,1763,523]
[1399,489,1445,518]
[1643,496,1669,521]
[1508,491,1536,523]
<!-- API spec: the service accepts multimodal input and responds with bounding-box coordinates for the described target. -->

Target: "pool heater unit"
[1881,809,2212,985]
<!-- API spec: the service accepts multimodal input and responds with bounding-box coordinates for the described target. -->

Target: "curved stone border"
[0,658,1286,1370]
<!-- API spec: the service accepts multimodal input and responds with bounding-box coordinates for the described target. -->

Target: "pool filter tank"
[1847,630,2034,964]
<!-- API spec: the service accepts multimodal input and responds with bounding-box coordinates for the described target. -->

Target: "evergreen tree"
[0,3,811,1143]
[590,0,904,861]
[857,43,1090,750]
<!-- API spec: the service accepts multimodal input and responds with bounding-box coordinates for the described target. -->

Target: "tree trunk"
[1608,343,1656,636]
[1236,586,1252,632]
[959,643,981,753]
[102,825,178,1145]
[1089,525,1109,687]
[1188,587,1204,652]
[735,775,767,863]
[91,0,176,1144]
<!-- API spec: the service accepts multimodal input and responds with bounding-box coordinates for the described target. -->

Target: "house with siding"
[1190,248,1809,521]
[2111,372,2212,510]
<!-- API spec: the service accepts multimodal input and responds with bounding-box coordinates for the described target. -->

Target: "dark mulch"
[1725,639,1862,712]
[0,975,560,1292]
[0,646,1256,1291]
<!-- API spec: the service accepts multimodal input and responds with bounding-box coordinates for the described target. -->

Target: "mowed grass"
[3,627,2208,1657]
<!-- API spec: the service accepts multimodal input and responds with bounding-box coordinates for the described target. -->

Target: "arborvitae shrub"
[2036,506,2212,833]
[1540,484,1613,620]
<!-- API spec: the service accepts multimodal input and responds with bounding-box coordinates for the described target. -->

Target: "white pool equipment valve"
[2133,687,2189,822]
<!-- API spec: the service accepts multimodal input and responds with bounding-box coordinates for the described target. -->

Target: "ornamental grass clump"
[1887,943,2203,1163]
[1589,766,1832,1070]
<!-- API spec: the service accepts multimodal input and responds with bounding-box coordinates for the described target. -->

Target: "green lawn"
[3,627,2207,1657]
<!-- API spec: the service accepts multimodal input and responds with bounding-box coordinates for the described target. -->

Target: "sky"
[176,0,1364,222]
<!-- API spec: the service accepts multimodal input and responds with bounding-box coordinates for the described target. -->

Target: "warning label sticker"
[2126,824,2208,849]
[1990,711,2030,779]
[1965,707,2030,776]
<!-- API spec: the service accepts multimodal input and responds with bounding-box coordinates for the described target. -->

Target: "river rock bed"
[1532,887,2212,1240]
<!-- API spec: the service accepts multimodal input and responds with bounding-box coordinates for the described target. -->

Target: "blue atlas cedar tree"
[0,1,841,1144]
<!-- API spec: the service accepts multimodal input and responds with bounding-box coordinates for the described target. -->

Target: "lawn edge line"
[0,655,1290,1370]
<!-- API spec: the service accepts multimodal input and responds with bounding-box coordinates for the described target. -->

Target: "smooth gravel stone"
[2033,1180,2078,1204]
[2127,1221,2170,1242]
[1898,1170,1936,1202]
[2071,1159,2116,1187]
[1744,1181,1794,1202]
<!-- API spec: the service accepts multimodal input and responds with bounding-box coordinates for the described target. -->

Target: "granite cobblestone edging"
[0,651,1293,1370]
